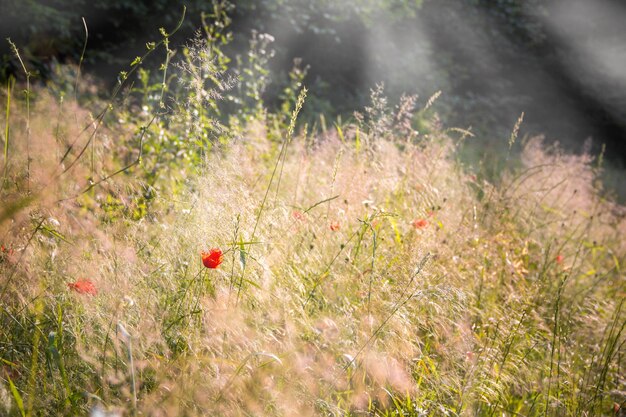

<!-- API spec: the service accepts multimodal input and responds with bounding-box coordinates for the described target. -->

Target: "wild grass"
[1,14,626,417]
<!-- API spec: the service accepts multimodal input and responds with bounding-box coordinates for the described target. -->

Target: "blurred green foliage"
[0,0,546,105]
[3,0,625,166]
[0,0,422,78]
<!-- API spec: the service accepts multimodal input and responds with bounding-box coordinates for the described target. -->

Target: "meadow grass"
[1,24,626,417]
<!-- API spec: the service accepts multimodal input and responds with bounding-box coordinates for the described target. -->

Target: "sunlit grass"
[1,25,625,417]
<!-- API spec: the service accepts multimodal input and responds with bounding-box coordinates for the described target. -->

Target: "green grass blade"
[7,375,26,417]
[3,75,14,184]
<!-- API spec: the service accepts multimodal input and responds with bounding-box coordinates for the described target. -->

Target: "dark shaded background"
[2,0,625,168]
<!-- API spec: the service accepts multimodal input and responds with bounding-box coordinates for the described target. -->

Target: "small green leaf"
[41,225,70,243]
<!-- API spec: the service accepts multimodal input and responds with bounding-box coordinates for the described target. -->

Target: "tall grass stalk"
[25,298,43,417]
[274,87,308,204]
[236,87,307,303]
[2,75,13,186]
[117,322,137,417]
[74,17,88,106]
[7,39,31,192]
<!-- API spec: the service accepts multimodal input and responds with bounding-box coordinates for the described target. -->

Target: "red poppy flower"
[1,245,13,264]
[68,278,97,295]
[330,221,340,231]
[292,210,305,221]
[412,218,428,229]
[556,254,564,264]
[201,248,223,269]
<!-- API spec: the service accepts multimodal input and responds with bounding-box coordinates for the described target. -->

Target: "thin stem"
[236,87,307,304]
[8,39,31,193]
[3,76,14,187]
[74,17,88,105]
